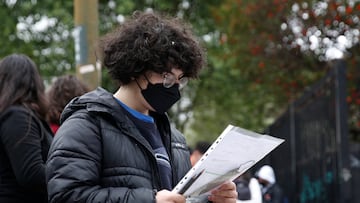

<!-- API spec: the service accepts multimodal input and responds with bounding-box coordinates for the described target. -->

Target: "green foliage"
[0,0,74,81]
[193,0,360,143]
[1,0,358,144]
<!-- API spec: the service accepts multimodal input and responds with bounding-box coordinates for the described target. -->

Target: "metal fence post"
[334,59,351,203]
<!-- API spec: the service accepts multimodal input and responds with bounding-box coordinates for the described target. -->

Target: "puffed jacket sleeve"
[46,112,156,203]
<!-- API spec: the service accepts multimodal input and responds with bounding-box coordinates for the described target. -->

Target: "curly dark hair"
[100,11,206,85]
[47,75,89,124]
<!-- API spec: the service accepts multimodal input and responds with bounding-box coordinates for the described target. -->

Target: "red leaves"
[267,12,274,18]
[258,61,265,69]
[346,18,353,25]
[325,19,332,26]
[250,45,262,56]
[347,96,352,104]
[330,2,339,11]
[347,89,360,105]
[346,6,353,14]
[356,99,360,105]
[335,14,341,22]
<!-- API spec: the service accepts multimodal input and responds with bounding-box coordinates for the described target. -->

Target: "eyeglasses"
[162,72,188,89]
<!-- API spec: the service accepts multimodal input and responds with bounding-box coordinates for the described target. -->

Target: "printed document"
[172,124,284,201]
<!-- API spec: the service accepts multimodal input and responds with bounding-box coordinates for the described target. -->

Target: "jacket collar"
[61,87,172,146]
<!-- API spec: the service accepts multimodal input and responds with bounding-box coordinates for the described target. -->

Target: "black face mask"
[141,82,181,114]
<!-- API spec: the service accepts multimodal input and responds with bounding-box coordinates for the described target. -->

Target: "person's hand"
[208,181,238,203]
[156,189,186,203]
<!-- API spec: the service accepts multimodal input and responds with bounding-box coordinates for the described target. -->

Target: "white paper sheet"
[173,124,284,200]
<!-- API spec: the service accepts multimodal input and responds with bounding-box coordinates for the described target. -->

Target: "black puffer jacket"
[46,87,191,203]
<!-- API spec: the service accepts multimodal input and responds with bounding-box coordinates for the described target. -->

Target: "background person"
[46,11,237,203]
[190,141,211,166]
[0,54,53,203]
[256,165,284,203]
[234,171,262,203]
[46,74,90,134]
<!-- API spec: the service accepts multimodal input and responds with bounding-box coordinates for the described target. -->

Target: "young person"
[0,54,53,203]
[46,11,237,203]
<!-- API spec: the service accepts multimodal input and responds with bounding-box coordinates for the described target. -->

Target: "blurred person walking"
[46,74,90,134]
[0,54,53,203]
[256,165,284,203]
[234,171,262,203]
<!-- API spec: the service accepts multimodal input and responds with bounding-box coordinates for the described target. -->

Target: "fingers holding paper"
[156,189,186,203]
[208,181,237,203]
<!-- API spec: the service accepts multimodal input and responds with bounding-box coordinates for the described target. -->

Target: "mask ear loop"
[134,78,144,91]
[134,74,151,91]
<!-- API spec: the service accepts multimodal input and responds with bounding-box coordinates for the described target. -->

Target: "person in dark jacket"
[46,11,237,203]
[0,54,53,203]
[256,165,284,203]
